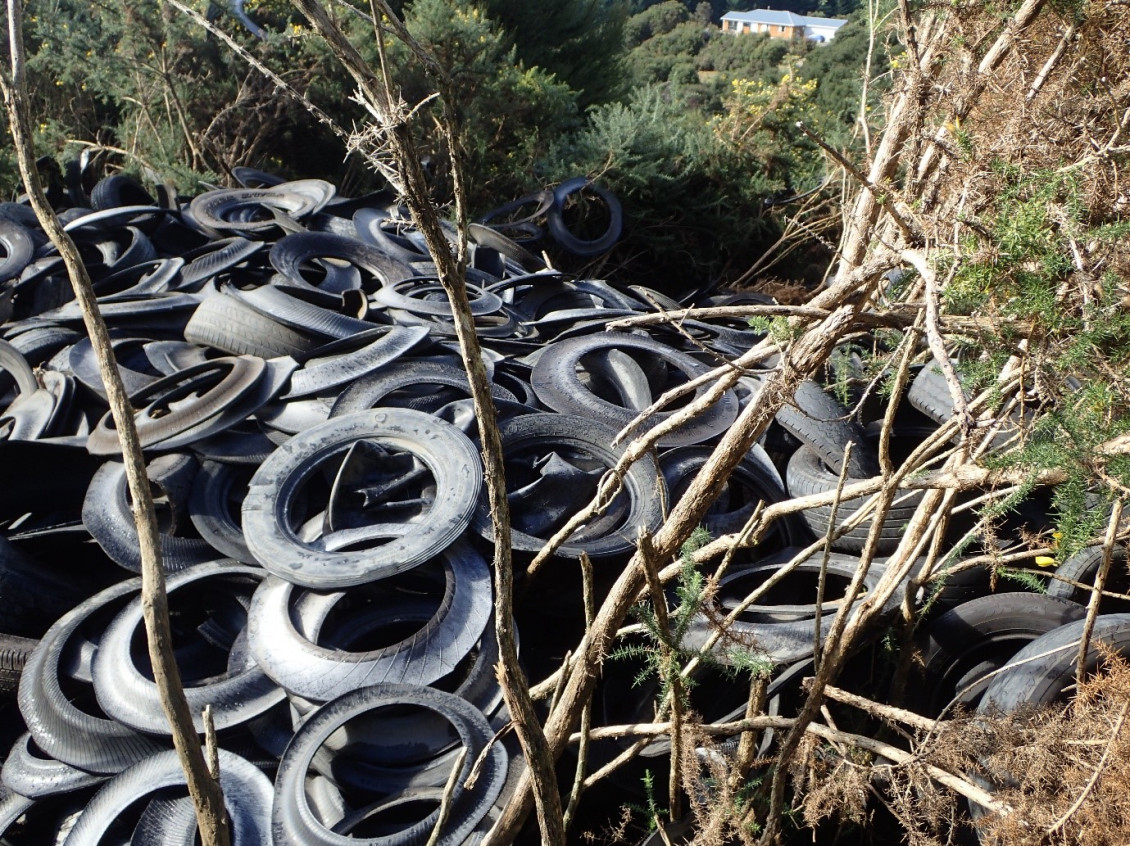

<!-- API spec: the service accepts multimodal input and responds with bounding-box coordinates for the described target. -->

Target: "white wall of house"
[804,22,842,41]
[721,12,846,43]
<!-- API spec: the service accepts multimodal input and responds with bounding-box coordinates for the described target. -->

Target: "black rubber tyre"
[0,634,37,699]
[283,326,430,399]
[7,326,83,369]
[970,613,1130,834]
[232,283,375,340]
[545,177,623,257]
[773,379,878,478]
[86,356,268,455]
[0,220,34,284]
[660,444,811,551]
[1,732,105,798]
[531,332,739,447]
[907,358,962,426]
[0,339,38,400]
[247,541,491,701]
[330,359,516,417]
[66,334,161,400]
[467,222,545,272]
[908,357,1024,452]
[471,413,665,559]
[785,444,922,554]
[242,408,483,588]
[187,180,334,237]
[352,210,431,263]
[128,796,197,846]
[81,454,218,574]
[188,460,257,563]
[91,562,283,735]
[184,291,323,358]
[979,613,1130,713]
[270,229,416,294]
[177,236,264,290]
[89,174,156,210]
[374,276,504,317]
[18,577,166,774]
[912,592,1087,717]
[63,749,272,845]
[1046,543,1130,613]
[476,189,554,241]
[271,683,507,846]
[232,166,284,188]
[679,548,888,665]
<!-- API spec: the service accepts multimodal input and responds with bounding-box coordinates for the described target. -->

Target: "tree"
[5,0,356,193]
[479,0,628,107]
[392,0,581,210]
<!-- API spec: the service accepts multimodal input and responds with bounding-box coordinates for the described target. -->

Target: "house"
[720,9,848,42]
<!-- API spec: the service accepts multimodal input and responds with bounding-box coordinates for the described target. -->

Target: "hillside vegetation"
[1,0,877,289]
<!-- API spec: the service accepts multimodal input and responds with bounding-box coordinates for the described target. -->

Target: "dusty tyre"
[242,408,483,588]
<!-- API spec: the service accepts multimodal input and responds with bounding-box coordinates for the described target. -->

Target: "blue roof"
[721,9,848,28]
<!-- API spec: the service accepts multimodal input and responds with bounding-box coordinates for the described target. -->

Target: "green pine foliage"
[542,82,781,287]
[479,0,629,107]
[8,0,360,193]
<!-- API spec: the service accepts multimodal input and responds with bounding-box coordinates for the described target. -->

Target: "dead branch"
[804,722,1011,815]
[1076,499,1125,686]
[818,684,940,732]
[814,443,854,672]
[901,249,972,433]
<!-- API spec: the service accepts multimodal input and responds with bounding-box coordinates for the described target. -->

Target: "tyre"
[0,635,37,700]
[241,408,483,587]
[470,413,664,559]
[772,379,878,478]
[531,332,739,447]
[247,542,492,702]
[1046,543,1130,613]
[271,684,507,846]
[184,291,323,358]
[912,593,1087,717]
[785,443,922,554]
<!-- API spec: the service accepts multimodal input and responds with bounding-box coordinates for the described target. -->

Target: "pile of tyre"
[0,169,1125,844]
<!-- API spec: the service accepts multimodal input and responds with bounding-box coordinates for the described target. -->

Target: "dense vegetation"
[0,0,881,290]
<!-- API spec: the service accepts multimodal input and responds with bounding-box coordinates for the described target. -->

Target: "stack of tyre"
[0,168,1123,844]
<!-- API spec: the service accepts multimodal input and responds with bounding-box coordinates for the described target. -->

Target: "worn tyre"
[242,408,483,587]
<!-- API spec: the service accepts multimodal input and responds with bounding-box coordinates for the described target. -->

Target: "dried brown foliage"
[927,1,1130,223]
[974,648,1130,845]
[776,0,1130,841]
[788,650,1130,845]
[677,715,762,846]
